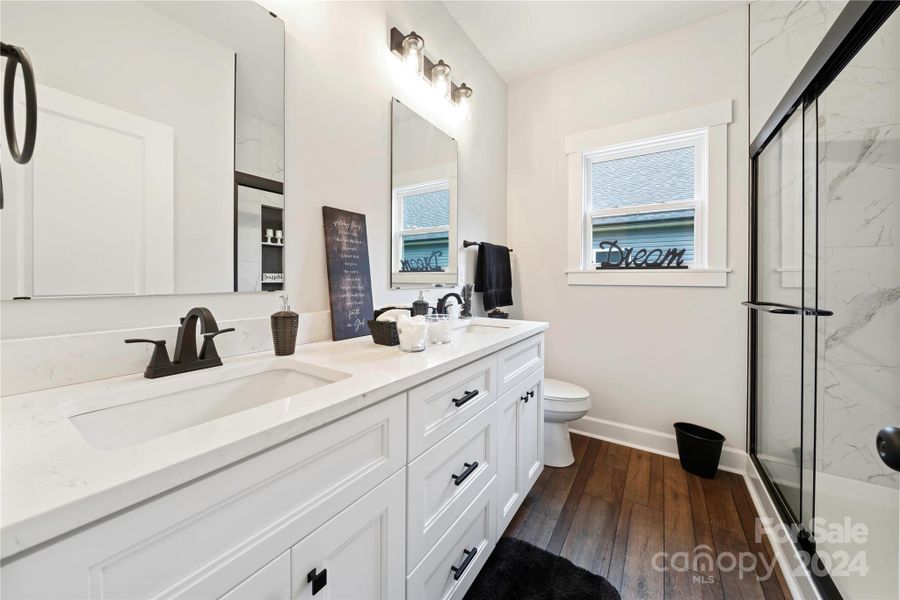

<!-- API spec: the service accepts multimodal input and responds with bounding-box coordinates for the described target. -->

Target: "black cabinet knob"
[307,568,328,596]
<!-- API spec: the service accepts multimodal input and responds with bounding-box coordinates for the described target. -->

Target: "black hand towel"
[474,242,513,311]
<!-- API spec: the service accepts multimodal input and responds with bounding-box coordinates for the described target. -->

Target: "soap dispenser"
[271,295,299,355]
[412,291,434,316]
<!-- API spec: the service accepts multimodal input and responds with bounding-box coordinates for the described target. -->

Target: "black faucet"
[436,292,463,315]
[125,307,235,379]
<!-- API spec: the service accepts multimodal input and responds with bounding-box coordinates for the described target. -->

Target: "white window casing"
[565,99,733,287]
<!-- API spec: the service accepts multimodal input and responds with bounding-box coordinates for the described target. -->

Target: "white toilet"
[543,378,592,467]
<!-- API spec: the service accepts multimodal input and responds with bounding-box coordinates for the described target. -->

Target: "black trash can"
[674,422,725,479]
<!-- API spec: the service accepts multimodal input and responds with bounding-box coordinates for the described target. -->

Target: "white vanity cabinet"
[290,469,406,600]
[1,332,545,600]
[497,367,545,531]
[219,552,290,600]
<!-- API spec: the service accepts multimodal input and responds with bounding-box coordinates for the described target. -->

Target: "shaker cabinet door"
[496,383,523,531]
[518,368,544,494]
[220,551,290,600]
[291,469,406,600]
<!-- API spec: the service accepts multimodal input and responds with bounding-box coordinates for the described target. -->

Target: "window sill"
[565,268,731,287]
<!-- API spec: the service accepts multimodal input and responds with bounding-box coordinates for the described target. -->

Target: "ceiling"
[442,1,742,84]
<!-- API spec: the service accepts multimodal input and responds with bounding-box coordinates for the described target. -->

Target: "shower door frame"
[747,2,899,599]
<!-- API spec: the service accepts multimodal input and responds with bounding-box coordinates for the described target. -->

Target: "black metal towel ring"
[1,42,38,210]
[1,43,37,165]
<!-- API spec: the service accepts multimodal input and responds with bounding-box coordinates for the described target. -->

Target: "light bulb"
[431,60,452,101]
[401,32,424,77]
[455,83,473,119]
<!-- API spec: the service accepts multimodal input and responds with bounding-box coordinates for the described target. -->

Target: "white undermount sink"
[62,360,350,451]
[455,320,515,334]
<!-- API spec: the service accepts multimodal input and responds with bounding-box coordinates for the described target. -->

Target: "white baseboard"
[568,415,747,474]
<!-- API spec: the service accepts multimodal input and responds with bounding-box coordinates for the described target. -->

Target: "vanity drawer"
[408,354,498,459]
[407,401,497,567]
[497,334,544,395]
[1,395,407,600]
[406,477,497,600]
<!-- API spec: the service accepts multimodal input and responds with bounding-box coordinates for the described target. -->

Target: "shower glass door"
[753,107,810,525]
[812,8,899,598]
[751,6,899,598]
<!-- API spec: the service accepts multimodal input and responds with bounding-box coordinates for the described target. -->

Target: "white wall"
[0,1,508,393]
[507,8,750,450]
[1,1,235,294]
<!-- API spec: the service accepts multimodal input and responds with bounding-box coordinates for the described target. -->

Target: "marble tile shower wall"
[816,13,900,488]
[236,110,284,183]
[750,1,848,139]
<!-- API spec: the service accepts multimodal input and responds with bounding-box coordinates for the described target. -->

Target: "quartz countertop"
[1,318,547,559]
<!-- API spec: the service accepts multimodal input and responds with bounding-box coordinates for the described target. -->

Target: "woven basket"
[368,307,413,346]
[271,311,299,355]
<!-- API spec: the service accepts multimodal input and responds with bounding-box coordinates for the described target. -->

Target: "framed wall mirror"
[390,98,458,289]
[0,1,284,298]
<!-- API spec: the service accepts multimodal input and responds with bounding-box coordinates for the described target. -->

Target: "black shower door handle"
[742,301,833,317]
[876,426,900,472]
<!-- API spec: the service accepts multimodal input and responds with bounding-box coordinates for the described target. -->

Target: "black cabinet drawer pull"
[307,568,327,595]
[527,390,535,398]
[450,461,478,486]
[450,547,477,580]
[452,390,478,407]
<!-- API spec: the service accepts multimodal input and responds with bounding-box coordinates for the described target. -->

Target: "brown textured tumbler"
[271,311,298,355]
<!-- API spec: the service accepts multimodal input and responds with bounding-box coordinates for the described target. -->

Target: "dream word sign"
[400,250,445,273]
[595,240,688,269]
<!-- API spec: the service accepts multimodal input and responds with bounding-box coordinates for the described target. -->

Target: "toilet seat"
[544,378,590,410]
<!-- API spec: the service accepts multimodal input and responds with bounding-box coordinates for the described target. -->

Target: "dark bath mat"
[463,537,621,600]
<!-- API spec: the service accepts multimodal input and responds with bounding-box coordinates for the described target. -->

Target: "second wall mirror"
[390,98,458,289]
[0,1,284,298]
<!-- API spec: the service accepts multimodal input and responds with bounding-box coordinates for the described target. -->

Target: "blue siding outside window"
[589,143,697,265]
[398,187,450,272]
[591,210,695,264]
[401,232,449,270]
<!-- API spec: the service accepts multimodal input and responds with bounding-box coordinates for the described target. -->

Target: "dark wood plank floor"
[504,434,793,600]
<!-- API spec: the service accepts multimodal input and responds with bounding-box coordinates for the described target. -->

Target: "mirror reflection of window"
[390,99,458,289]
[396,181,451,273]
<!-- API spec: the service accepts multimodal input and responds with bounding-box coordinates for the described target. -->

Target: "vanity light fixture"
[400,30,424,77]
[390,27,473,111]
[431,59,452,101]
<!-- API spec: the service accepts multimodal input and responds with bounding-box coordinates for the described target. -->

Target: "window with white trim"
[584,129,707,270]
[393,180,451,273]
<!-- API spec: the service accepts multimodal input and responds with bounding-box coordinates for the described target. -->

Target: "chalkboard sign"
[323,206,374,341]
